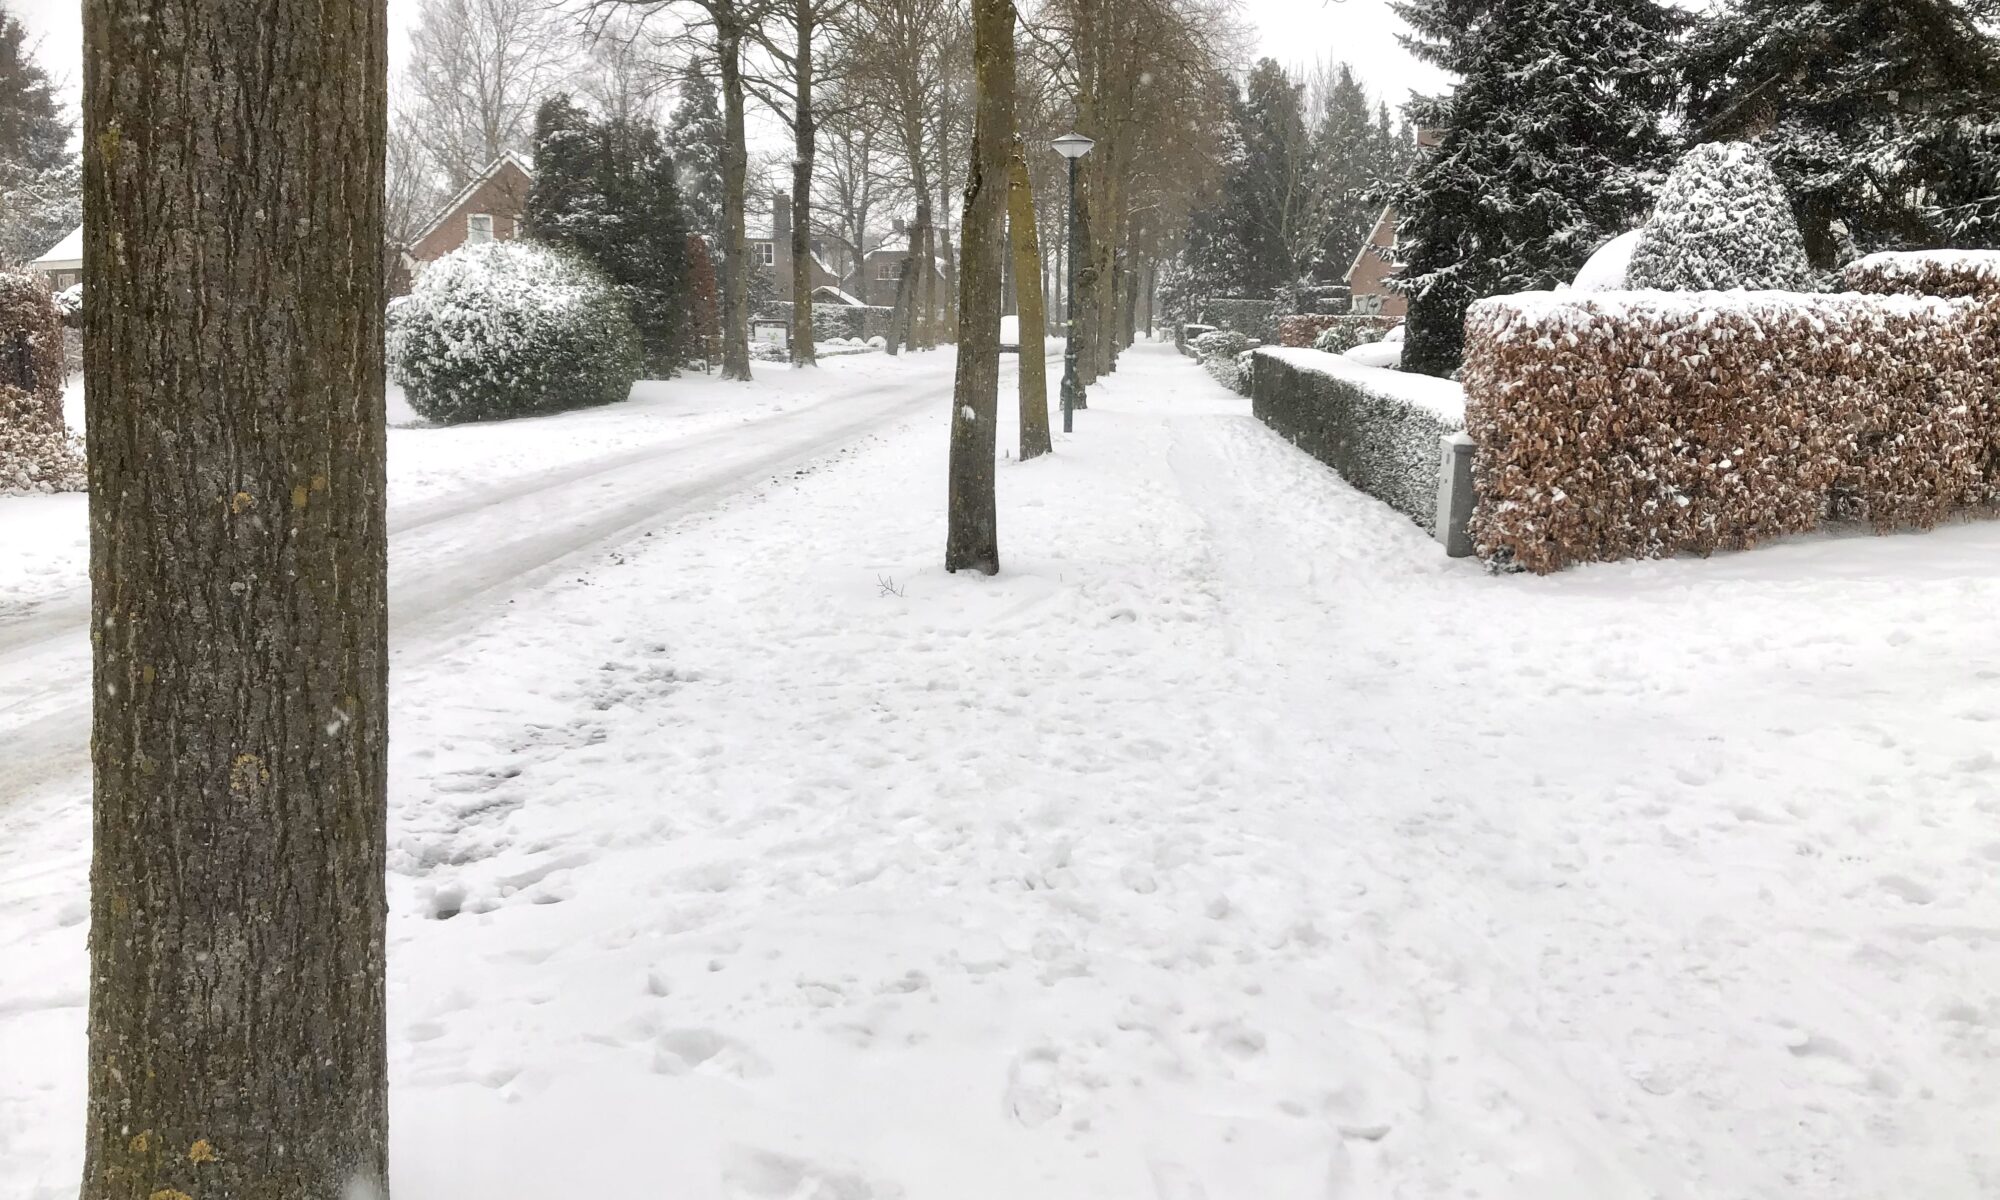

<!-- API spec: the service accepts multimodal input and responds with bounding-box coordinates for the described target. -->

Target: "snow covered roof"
[410,151,535,248]
[812,285,866,306]
[30,225,83,270]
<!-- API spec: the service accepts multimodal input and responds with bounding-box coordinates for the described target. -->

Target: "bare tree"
[811,92,906,290]
[583,14,675,126]
[404,0,570,189]
[1008,135,1052,459]
[747,0,854,366]
[80,0,390,1198]
[944,0,1014,573]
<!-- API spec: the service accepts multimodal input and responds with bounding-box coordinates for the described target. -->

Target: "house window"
[467,213,495,244]
[759,241,775,266]
[877,256,903,281]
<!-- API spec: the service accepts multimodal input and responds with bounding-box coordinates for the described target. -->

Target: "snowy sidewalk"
[4,342,1998,1198]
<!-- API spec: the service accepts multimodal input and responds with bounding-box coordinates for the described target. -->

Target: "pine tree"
[665,58,726,250]
[0,4,77,266]
[1235,59,1313,295]
[1683,0,2000,262]
[1392,0,1681,376]
[1308,65,1383,284]
[1626,142,1813,290]
[0,5,69,174]
[526,95,694,375]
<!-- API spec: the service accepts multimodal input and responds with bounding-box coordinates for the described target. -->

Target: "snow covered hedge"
[1844,251,2000,300]
[1625,143,1813,293]
[771,301,898,343]
[1250,347,1467,533]
[0,271,84,494]
[1278,313,1395,349]
[1200,298,1281,342]
[389,241,643,425]
[1462,291,2000,573]
[1191,329,1255,391]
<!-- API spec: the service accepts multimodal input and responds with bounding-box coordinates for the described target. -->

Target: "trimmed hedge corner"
[1251,347,1467,532]
[1844,251,2000,299]
[1462,291,2000,574]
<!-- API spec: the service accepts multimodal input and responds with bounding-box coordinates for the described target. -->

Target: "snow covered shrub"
[1191,329,1254,388]
[1309,318,1396,355]
[1279,314,1395,349]
[53,282,81,326]
[389,242,642,425]
[1461,291,2000,573]
[0,270,84,494]
[1250,347,1467,532]
[1625,143,1812,292]
[1844,251,2000,300]
[1200,298,1281,342]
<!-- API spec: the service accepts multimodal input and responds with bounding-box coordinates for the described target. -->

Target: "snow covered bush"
[1571,230,1641,292]
[1462,291,2000,573]
[1625,144,1812,292]
[1279,313,1395,349]
[1191,329,1254,389]
[1200,299,1281,342]
[1844,251,2000,300]
[52,282,81,326]
[0,270,84,494]
[389,242,642,425]
[1310,318,1395,356]
[1250,347,1466,532]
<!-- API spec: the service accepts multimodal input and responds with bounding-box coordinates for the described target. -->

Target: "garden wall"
[1462,290,2000,573]
[1251,347,1467,533]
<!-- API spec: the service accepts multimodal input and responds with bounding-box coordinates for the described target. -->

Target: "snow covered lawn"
[4,343,1998,1198]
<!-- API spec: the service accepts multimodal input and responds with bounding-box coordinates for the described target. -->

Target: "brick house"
[745,192,840,306]
[857,223,948,315]
[1344,206,1406,318]
[406,151,534,278]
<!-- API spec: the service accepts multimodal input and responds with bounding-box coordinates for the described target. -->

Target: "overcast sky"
[12,0,1447,123]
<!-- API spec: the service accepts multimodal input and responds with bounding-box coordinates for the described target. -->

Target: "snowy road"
[0,353,961,806]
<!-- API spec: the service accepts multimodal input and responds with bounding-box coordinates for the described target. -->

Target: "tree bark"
[718,18,754,380]
[788,0,818,367]
[944,0,1014,574]
[1007,140,1051,460]
[80,0,390,1196]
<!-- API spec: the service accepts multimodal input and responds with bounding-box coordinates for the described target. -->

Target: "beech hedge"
[1462,291,2000,573]
[0,271,83,494]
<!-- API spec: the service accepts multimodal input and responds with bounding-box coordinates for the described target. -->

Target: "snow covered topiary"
[1571,229,1641,292]
[389,241,643,425]
[1626,144,1812,292]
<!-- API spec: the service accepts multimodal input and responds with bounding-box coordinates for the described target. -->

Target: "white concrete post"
[1435,431,1476,558]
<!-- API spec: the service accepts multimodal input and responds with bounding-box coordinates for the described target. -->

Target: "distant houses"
[28,226,81,290]
[1345,206,1406,318]
[393,151,536,295]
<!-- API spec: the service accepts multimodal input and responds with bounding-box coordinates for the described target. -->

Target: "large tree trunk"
[80,0,390,1196]
[944,0,1014,575]
[1007,140,1051,460]
[788,0,818,367]
[718,18,754,380]
[918,206,939,350]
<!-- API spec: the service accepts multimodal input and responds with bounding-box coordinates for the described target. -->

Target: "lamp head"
[1051,132,1095,160]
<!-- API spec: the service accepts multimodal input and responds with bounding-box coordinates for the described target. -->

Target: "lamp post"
[1051,131,1095,433]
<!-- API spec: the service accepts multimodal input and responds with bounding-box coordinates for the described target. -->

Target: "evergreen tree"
[526,94,694,375]
[0,4,77,266]
[0,5,68,174]
[1392,0,1681,376]
[1683,0,2000,262]
[665,57,726,248]
[1626,142,1813,290]
[1235,59,1313,295]
[1308,65,1383,284]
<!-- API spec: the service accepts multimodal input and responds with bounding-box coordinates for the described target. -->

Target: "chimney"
[773,192,792,242]
[892,216,906,236]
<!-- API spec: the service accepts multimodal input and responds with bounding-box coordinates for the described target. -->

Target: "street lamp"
[1051,131,1095,434]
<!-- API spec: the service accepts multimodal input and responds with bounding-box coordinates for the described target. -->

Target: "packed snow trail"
[4,343,1997,1198]
[0,353,963,806]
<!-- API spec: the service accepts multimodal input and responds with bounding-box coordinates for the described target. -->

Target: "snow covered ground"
[4,344,1998,1198]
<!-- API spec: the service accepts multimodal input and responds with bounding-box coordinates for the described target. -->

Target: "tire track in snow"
[0,362,955,810]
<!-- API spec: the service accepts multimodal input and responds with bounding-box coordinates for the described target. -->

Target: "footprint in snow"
[722,1147,902,1200]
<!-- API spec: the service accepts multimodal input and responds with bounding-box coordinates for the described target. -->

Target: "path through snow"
[3,343,1996,1198]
